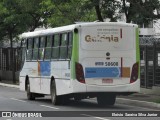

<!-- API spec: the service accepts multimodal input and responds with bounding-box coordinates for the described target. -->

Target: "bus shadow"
[34,97,127,110]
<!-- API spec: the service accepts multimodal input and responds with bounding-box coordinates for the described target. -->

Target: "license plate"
[102,79,113,83]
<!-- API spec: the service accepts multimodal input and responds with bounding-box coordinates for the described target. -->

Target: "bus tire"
[51,80,61,105]
[26,81,35,100]
[97,93,116,106]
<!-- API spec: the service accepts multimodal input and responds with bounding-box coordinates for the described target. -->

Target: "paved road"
[0,86,159,120]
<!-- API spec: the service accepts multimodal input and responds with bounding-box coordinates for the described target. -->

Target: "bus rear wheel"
[26,81,35,100]
[51,80,61,105]
[97,93,116,106]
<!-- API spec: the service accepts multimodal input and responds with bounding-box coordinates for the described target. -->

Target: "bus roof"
[21,22,138,38]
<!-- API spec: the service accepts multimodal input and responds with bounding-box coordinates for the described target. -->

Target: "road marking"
[118,103,159,111]
[81,114,110,120]
[40,105,59,110]
[10,98,27,102]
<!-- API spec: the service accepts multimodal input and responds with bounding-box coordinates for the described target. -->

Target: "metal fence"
[140,37,160,88]
[0,47,23,82]
[0,48,22,71]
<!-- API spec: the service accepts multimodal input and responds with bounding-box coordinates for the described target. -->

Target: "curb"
[117,98,160,109]
[0,82,19,89]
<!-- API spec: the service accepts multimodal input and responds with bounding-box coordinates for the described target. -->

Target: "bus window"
[40,36,46,48]
[44,36,52,60]
[68,32,73,59]
[52,34,60,59]
[60,33,67,59]
[46,36,52,47]
[34,37,39,48]
[39,36,46,60]
[27,38,33,49]
[26,38,33,60]
[32,37,39,60]
[54,34,60,46]
[68,32,73,46]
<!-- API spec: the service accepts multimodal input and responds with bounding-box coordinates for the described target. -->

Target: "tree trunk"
[95,4,104,22]
[122,0,128,23]
[122,0,133,23]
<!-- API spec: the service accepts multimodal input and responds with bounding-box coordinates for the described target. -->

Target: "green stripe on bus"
[71,31,79,79]
[136,28,140,78]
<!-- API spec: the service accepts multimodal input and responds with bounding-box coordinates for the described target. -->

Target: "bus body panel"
[51,61,72,95]
[78,24,138,89]
[19,22,140,98]
[81,56,134,86]
[19,76,25,91]
[86,79,140,92]
[20,60,73,95]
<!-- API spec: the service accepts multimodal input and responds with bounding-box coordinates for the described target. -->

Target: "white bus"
[20,22,140,106]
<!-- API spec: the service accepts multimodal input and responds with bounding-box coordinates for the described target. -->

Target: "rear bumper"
[86,79,140,93]
[72,79,140,94]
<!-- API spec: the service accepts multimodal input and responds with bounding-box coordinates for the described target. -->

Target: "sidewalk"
[117,93,160,109]
[0,81,160,109]
[0,80,19,88]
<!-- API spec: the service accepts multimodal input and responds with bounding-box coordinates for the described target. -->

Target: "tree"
[15,0,52,31]
[121,0,160,24]
[48,0,96,27]
[0,0,28,47]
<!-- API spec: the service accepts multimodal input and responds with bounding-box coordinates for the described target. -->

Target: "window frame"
[44,35,53,61]
[26,38,33,61]
[32,37,40,61]
[24,31,73,62]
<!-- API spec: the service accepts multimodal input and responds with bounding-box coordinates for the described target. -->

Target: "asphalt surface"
[0,85,160,120]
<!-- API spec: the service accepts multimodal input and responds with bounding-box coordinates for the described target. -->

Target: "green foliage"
[0,0,160,46]
[48,0,96,27]
[121,0,160,24]
[101,0,121,22]
[0,0,28,45]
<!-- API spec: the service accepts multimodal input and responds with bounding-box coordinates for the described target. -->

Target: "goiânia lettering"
[85,35,119,42]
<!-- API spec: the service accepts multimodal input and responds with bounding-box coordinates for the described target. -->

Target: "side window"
[51,32,73,60]
[32,37,39,60]
[34,37,39,48]
[46,36,52,47]
[44,36,52,60]
[39,36,46,60]
[68,32,73,59]
[52,34,60,59]
[26,38,33,60]
[60,33,68,59]
[21,39,27,65]
[40,36,46,48]
[54,34,60,46]
[27,38,33,49]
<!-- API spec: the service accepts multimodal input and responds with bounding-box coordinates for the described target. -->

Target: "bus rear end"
[73,23,140,105]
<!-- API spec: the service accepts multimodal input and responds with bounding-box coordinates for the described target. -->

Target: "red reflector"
[130,62,139,83]
[75,62,85,83]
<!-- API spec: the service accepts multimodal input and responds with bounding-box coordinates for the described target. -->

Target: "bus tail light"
[75,62,85,83]
[130,62,139,83]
